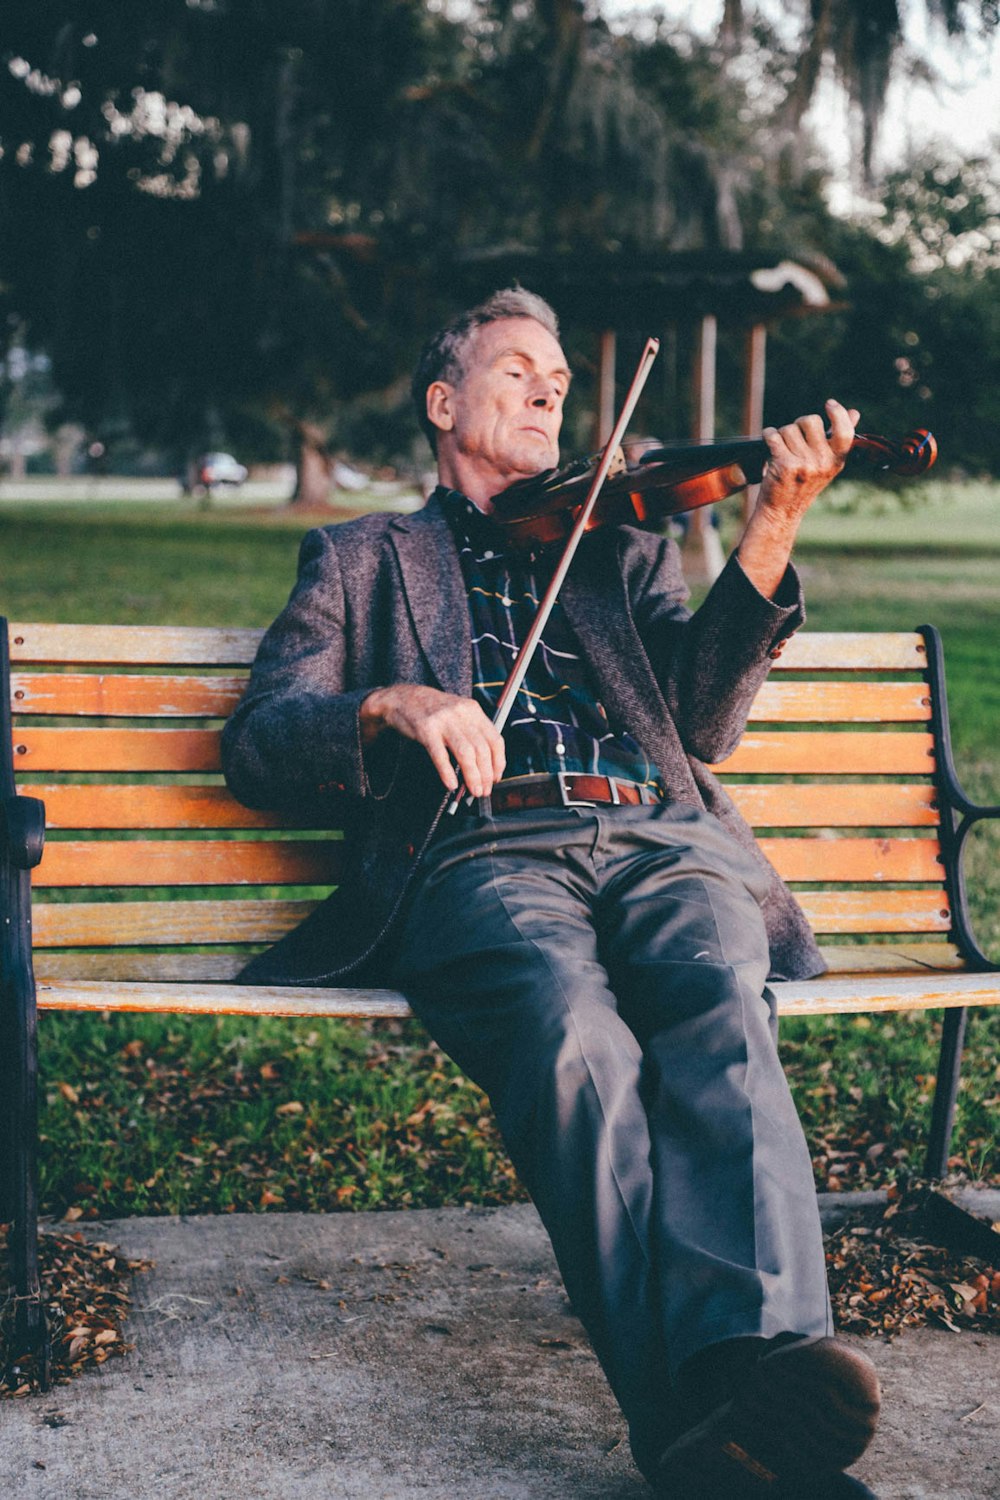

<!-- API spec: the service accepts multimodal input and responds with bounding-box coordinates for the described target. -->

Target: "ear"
[426,380,456,435]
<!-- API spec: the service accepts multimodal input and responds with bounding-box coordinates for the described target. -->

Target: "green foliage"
[765,177,1000,475]
[38,1014,524,1218]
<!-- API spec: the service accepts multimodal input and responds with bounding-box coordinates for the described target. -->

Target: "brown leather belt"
[486,772,661,815]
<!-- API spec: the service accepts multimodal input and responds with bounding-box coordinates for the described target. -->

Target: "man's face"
[431,317,571,507]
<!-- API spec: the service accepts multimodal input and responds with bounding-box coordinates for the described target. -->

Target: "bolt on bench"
[3,617,999,1383]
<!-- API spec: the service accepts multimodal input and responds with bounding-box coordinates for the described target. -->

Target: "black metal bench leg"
[924,1006,967,1181]
[1,861,51,1390]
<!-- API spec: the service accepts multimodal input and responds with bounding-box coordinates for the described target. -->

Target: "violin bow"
[447,336,660,815]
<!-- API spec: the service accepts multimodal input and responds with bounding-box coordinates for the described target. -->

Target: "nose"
[529,379,558,410]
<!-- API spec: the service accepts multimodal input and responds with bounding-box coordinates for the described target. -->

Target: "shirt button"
[527,701,537,715]
[483,550,494,559]
[500,596,513,607]
[555,743,566,756]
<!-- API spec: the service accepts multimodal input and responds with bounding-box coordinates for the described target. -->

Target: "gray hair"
[411,288,561,454]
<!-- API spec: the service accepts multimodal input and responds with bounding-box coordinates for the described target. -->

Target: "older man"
[222,288,880,1498]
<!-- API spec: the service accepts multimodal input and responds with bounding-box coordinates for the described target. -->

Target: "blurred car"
[197,452,248,489]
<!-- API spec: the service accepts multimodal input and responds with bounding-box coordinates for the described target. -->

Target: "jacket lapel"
[389,499,472,696]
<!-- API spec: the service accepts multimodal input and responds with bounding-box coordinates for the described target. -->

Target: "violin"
[488,427,938,550]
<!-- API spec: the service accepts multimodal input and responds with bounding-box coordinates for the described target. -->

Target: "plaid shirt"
[438,487,665,793]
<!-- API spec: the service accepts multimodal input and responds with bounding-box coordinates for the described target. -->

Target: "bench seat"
[3,616,998,1381]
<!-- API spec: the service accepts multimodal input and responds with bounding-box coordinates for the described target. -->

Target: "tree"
[0,1,457,502]
[763,146,1000,474]
[708,0,999,179]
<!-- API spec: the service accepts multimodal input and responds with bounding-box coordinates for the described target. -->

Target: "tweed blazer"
[221,496,826,985]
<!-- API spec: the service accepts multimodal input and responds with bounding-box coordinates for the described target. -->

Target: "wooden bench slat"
[18,784,290,830]
[795,889,951,932]
[32,942,967,985]
[31,898,319,947]
[15,727,938,775]
[35,839,341,888]
[8,626,928,671]
[32,969,1000,1020]
[746,681,931,723]
[725,783,939,827]
[10,674,931,725]
[759,836,943,883]
[774,632,927,671]
[24,781,941,831]
[11,672,247,717]
[771,971,1000,1017]
[712,731,936,775]
[816,942,964,973]
[35,979,414,1018]
[7,623,263,666]
[30,888,951,946]
[35,952,250,982]
[15,726,222,771]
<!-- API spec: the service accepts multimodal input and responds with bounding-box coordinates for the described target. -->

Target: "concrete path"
[2,1201,998,1500]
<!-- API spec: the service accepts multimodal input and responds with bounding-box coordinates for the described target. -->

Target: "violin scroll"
[849,428,937,477]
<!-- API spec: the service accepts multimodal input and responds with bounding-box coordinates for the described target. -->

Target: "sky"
[601,0,1000,193]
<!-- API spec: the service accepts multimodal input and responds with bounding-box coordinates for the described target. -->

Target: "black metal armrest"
[919,624,1000,971]
[1,794,46,870]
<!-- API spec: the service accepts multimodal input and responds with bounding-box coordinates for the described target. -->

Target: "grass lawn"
[2,482,998,1219]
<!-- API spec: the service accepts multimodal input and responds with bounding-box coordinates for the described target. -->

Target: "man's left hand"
[757,398,859,523]
[736,398,858,601]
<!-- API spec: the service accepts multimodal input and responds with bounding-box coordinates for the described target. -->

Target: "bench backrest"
[4,621,967,984]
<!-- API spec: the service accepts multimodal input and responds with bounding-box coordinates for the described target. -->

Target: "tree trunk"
[284,416,336,509]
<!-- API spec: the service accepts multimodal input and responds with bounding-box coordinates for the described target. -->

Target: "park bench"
[3,615,999,1382]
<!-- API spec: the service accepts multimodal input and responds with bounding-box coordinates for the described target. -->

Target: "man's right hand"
[360,684,506,797]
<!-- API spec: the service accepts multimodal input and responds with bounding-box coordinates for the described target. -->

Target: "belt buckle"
[557,770,617,807]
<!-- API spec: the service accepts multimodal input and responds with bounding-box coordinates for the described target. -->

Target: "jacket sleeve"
[629,533,804,764]
[221,526,399,816]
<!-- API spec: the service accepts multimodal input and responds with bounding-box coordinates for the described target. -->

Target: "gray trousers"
[392,801,832,1475]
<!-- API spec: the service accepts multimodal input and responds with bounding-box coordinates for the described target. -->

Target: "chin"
[508,445,558,477]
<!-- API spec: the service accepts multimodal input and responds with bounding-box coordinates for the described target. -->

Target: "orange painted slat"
[773,633,927,672]
[11,675,933,725]
[711,732,935,775]
[13,726,222,771]
[19,784,295,830]
[25,782,939,832]
[746,681,931,723]
[31,898,319,948]
[10,672,247,717]
[7,623,263,666]
[725,783,939,828]
[794,889,951,933]
[34,838,342,887]
[759,836,943,883]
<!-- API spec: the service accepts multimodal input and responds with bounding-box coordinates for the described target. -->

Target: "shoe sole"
[656,1337,881,1498]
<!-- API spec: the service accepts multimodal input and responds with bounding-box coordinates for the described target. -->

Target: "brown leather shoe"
[655,1337,880,1497]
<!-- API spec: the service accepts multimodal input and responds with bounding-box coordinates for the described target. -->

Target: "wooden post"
[687,315,724,581]
[741,322,767,524]
[691,314,716,444]
[595,329,617,447]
